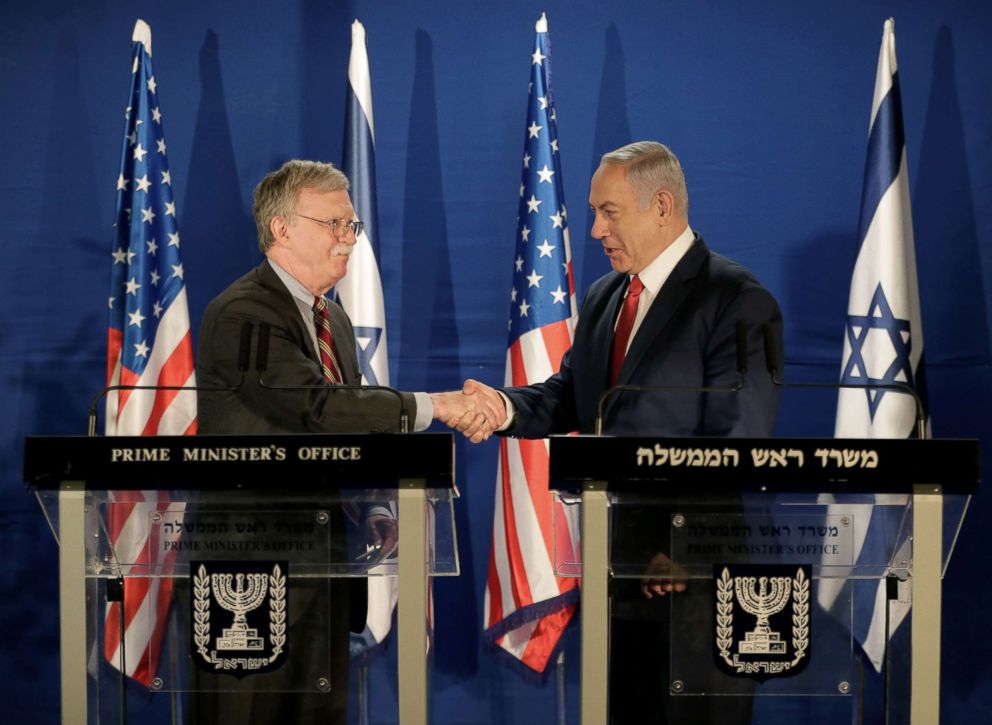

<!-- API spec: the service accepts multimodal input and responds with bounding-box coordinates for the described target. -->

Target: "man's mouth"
[331,244,353,257]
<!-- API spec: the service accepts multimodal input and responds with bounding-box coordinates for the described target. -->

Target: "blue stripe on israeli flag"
[857,77,904,243]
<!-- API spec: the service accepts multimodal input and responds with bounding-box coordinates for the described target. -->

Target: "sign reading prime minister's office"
[191,560,288,677]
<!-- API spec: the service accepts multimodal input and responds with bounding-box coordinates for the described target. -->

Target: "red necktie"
[313,297,342,383]
[609,275,644,385]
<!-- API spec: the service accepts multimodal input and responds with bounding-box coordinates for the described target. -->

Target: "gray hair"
[601,141,688,215]
[253,159,350,252]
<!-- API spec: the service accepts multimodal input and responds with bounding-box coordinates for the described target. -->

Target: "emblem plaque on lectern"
[713,564,812,681]
[190,560,288,677]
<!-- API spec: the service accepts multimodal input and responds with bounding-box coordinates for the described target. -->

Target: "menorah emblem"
[714,565,811,680]
[735,575,791,654]
[212,571,269,651]
[192,561,288,676]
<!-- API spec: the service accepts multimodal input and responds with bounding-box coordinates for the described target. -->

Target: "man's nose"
[590,214,608,240]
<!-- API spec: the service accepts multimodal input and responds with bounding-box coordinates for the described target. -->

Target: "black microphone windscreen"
[256,322,271,373]
[238,322,253,372]
[762,323,780,375]
[735,321,748,374]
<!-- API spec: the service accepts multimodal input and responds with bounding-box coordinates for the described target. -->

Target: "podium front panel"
[27,433,455,724]
[549,435,979,725]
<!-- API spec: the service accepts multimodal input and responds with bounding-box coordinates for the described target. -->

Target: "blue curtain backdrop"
[2,1,991,722]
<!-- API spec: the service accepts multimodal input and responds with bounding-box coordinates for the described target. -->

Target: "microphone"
[594,321,751,436]
[254,322,411,434]
[87,322,255,437]
[760,323,926,439]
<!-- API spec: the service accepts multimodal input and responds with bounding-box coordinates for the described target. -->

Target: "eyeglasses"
[292,213,364,238]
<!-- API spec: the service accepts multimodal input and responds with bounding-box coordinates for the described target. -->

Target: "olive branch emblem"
[715,566,810,673]
[790,567,809,666]
[716,567,735,666]
[192,563,288,669]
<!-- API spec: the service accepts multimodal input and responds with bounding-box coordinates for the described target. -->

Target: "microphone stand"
[254,322,410,434]
[760,323,927,439]
[87,322,255,437]
[593,321,752,435]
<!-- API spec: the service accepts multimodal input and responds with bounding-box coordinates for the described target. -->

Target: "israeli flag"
[337,19,398,662]
[819,18,928,673]
[337,18,389,388]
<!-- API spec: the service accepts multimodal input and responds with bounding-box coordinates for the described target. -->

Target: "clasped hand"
[430,379,506,443]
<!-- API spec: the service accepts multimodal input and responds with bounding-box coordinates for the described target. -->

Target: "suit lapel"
[614,237,709,386]
[256,260,322,366]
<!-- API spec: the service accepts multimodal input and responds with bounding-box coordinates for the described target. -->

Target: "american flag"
[483,13,581,680]
[103,19,196,686]
[819,18,927,673]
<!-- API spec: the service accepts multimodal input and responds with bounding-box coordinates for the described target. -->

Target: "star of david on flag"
[841,283,915,419]
[483,13,581,681]
[102,20,196,687]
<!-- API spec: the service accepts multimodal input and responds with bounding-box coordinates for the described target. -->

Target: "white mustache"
[330,243,353,257]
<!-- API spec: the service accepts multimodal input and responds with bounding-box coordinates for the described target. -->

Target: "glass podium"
[24,433,457,725]
[550,436,978,725]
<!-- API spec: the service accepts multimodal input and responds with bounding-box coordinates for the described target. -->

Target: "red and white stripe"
[104,288,195,685]
[484,317,580,675]
[105,287,197,436]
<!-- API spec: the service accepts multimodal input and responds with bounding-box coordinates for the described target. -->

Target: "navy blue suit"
[505,236,782,438]
[504,236,782,725]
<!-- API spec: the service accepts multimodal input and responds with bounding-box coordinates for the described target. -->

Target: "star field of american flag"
[107,39,188,389]
[483,13,581,680]
[102,21,195,689]
[507,27,577,341]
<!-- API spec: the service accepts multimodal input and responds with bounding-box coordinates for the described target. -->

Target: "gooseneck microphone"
[594,321,752,436]
[254,322,411,434]
[87,321,255,437]
[760,323,926,439]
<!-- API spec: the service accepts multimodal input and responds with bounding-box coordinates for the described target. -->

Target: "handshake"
[429,379,507,443]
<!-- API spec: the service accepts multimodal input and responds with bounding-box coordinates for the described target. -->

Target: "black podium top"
[24,433,455,490]
[548,436,980,494]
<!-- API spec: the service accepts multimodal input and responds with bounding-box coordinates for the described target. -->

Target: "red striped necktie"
[312,296,342,383]
[609,275,644,386]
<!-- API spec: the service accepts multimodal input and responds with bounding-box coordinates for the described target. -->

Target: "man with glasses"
[198,158,485,436]
[194,159,492,723]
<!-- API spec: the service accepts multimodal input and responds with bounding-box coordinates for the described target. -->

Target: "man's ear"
[654,189,676,225]
[269,214,288,245]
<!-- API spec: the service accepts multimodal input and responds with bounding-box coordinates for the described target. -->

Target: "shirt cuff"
[412,392,433,432]
[365,504,394,519]
[495,391,516,432]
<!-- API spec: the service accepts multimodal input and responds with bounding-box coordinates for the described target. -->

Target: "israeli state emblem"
[713,564,811,681]
[191,561,288,677]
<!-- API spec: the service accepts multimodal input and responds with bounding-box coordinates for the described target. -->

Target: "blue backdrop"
[2,1,990,723]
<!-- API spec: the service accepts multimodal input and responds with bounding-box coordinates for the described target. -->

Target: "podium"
[549,436,978,725]
[24,433,457,725]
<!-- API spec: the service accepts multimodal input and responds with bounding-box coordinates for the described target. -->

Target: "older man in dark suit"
[194,159,491,724]
[464,141,783,724]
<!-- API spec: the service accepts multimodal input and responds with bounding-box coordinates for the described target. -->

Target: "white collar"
[632,224,695,297]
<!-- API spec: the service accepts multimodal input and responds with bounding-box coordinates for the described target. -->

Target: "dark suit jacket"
[503,237,780,724]
[505,236,782,438]
[197,259,414,434]
[192,259,407,724]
